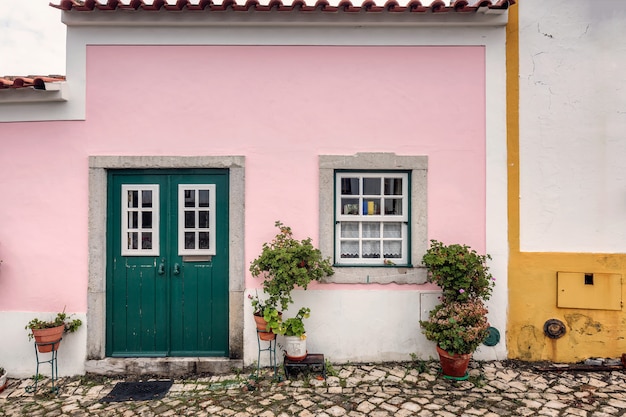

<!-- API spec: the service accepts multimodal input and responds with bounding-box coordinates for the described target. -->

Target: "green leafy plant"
[260,305,283,335]
[276,307,310,338]
[420,240,495,355]
[25,310,83,341]
[325,359,338,377]
[250,221,334,312]
[421,240,495,303]
[420,299,489,355]
[250,222,333,343]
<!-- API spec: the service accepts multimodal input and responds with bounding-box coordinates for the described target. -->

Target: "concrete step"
[85,357,243,377]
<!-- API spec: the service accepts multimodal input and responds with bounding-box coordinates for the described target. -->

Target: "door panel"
[106,169,229,357]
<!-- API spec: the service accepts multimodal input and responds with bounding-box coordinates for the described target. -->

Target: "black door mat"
[100,380,173,402]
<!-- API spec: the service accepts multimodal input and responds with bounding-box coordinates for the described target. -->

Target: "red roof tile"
[51,0,514,13]
[3,2,512,90]
[0,76,66,90]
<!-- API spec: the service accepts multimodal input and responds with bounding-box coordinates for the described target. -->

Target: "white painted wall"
[519,0,626,252]
[244,289,505,366]
[0,312,86,378]
[245,290,431,366]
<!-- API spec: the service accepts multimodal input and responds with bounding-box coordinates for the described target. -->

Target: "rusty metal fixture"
[543,319,566,339]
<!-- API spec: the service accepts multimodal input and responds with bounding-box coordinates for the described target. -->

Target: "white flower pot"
[284,336,307,361]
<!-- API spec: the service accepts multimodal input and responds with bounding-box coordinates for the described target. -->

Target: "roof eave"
[60,8,511,27]
[0,83,68,104]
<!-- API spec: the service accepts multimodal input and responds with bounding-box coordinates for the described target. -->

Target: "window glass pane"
[384,199,402,215]
[384,178,403,195]
[340,241,359,258]
[178,184,215,255]
[383,222,402,238]
[383,241,402,258]
[184,211,195,228]
[128,232,138,250]
[142,212,152,229]
[341,222,359,238]
[122,185,159,256]
[184,190,195,208]
[363,199,380,215]
[362,241,380,258]
[185,232,195,249]
[128,211,138,229]
[199,232,210,249]
[128,191,138,208]
[199,211,210,228]
[341,198,359,215]
[341,178,359,195]
[333,170,410,266]
[363,178,381,195]
[362,222,380,238]
[141,190,152,208]
[141,232,152,250]
[199,190,210,207]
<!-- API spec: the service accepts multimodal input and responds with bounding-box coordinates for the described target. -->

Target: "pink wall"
[0,45,486,310]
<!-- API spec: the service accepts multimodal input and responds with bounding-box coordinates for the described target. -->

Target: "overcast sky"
[0,0,66,76]
[0,0,466,76]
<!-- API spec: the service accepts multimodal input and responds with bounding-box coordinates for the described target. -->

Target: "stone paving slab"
[2,360,626,416]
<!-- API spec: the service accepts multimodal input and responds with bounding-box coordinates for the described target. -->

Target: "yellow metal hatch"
[557,272,622,310]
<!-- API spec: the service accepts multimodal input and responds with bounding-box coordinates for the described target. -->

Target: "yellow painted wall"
[509,253,626,362]
[507,4,626,362]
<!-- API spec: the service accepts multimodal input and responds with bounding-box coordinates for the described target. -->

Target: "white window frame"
[319,153,428,284]
[335,172,409,265]
[178,184,216,256]
[121,184,160,256]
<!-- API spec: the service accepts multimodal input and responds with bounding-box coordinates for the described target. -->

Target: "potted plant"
[25,310,83,353]
[421,240,494,303]
[249,221,333,340]
[419,240,495,378]
[249,293,282,340]
[0,366,7,393]
[276,307,310,361]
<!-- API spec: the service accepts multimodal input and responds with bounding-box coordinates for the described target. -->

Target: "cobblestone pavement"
[2,360,626,416]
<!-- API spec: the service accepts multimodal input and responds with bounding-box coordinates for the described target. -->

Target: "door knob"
[173,263,181,275]
[158,261,165,275]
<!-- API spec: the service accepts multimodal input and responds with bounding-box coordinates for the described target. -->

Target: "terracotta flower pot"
[31,325,64,353]
[253,314,276,341]
[0,370,7,393]
[436,345,471,378]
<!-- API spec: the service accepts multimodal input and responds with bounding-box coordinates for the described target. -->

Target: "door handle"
[158,260,165,275]
[173,263,181,275]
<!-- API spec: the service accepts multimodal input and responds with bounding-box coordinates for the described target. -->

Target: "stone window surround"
[319,153,428,285]
[87,155,245,362]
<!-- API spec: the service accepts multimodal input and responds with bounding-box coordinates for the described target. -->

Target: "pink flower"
[459,289,465,293]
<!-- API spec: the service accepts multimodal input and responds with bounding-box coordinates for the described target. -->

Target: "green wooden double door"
[106,169,229,357]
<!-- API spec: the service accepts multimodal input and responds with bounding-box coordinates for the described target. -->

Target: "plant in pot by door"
[249,221,334,342]
[249,293,282,341]
[420,299,490,377]
[276,307,310,361]
[419,240,495,378]
[25,310,83,353]
[0,366,7,393]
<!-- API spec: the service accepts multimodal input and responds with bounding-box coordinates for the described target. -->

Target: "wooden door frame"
[87,156,245,363]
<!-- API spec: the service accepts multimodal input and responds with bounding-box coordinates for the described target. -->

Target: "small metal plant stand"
[26,338,61,394]
[255,330,278,380]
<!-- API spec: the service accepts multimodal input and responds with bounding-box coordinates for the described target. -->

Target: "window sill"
[322,265,427,285]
